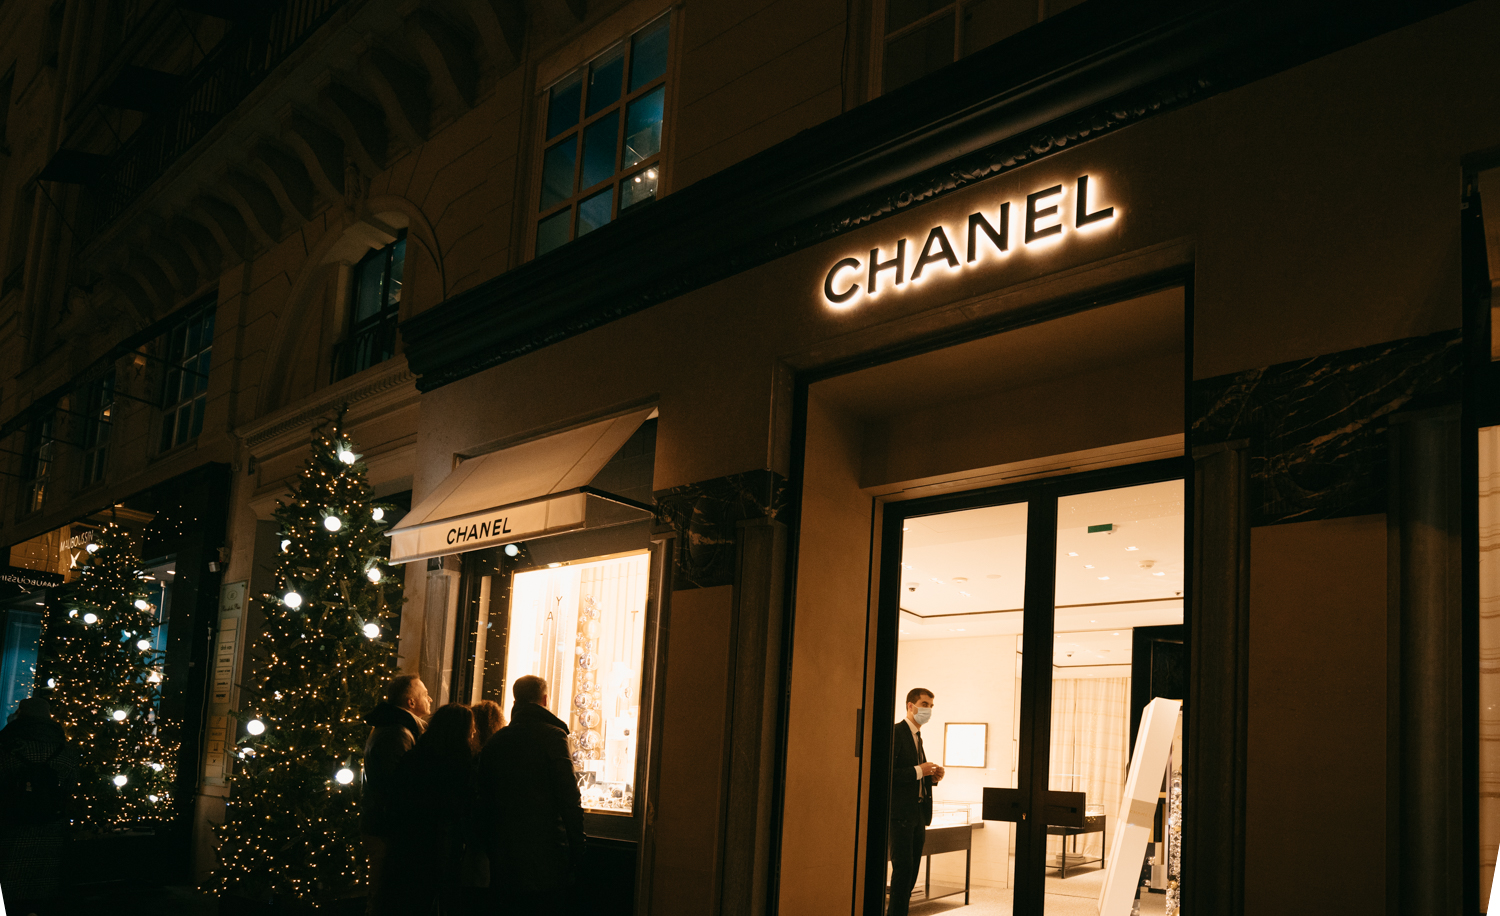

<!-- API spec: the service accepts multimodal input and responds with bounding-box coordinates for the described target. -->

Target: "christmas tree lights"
[35,523,178,830]
[209,417,402,907]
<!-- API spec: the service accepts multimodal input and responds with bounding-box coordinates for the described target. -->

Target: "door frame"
[862,456,1189,914]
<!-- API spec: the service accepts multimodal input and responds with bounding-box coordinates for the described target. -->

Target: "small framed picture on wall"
[943,722,987,768]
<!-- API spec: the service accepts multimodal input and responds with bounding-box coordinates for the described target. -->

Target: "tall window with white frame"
[19,408,54,516]
[535,14,670,257]
[335,231,406,381]
[158,301,215,452]
[79,373,114,487]
[881,0,1059,93]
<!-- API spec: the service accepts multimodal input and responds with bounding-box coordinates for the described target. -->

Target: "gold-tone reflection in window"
[505,551,649,813]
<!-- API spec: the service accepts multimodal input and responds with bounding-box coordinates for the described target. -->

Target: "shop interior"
[890,479,1184,915]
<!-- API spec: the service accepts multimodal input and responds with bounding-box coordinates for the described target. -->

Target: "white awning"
[386,407,654,563]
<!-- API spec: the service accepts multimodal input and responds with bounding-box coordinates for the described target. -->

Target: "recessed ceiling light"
[1125,546,1139,551]
[1113,632,1120,636]
[1153,571,1166,576]
[1098,576,1109,580]
[903,527,910,531]
[1067,552,1079,557]
[1084,565,1094,569]
[950,628,965,632]
[952,577,967,583]
[959,591,971,597]
[1091,619,1097,623]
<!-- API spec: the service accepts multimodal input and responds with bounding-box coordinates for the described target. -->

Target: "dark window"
[3,181,34,299]
[536,15,670,258]
[334,232,406,380]
[0,67,14,149]
[158,301,215,452]
[882,0,1040,93]
[80,373,114,486]
[19,410,55,516]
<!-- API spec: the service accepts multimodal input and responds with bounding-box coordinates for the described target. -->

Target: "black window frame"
[533,13,671,258]
[79,372,114,487]
[157,300,215,453]
[333,230,406,381]
[18,408,55,517]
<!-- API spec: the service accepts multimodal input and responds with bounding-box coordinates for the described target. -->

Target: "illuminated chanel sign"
[822,174,1117,308]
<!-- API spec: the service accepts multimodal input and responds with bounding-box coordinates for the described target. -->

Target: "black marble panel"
[655,469,790,590]
[1192,330,1461,527]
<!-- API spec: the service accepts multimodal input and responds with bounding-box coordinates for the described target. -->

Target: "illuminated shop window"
[158,301,215,452]
[335,232,406,380]
[504,552,650,813]
[535,15,670,258]
[881,0,1067,93]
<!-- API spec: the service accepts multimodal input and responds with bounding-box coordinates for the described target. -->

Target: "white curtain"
[1047,676,1130,862]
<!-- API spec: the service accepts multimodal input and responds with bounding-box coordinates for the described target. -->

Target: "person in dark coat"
[478,675,585,915]
[388,703,479,915]
[0,696,78,916]
[459,700,505,910]
[361,674,429,916]
[888,687,943,916]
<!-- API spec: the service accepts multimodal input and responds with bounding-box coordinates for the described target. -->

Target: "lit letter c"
[824,258,862,306]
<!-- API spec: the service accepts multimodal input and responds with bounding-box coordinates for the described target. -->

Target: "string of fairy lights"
[35,523,179,830]
[208,418,401,905]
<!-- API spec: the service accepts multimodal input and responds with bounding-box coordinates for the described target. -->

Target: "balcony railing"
[332,319,399,382]
[91,0,345,233]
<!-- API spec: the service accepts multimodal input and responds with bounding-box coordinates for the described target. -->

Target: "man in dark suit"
[479,674,585,916]
[889,687,944,916]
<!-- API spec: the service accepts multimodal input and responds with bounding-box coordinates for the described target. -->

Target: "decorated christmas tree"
[36,522,178,829]
[210,416,402,907]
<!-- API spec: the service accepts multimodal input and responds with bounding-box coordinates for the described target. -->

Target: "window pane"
[581,111,620,191]
[577,188,613,238]
[629,17,670,91]
[354,253,385,325]
[1045,481,1184,912]
[883,11,955,93]
[387,237,406,311]
[536,208,572,256]
[503,554,651,814]
[547,73,584,139]
[185,318,200,356]
[887,0,951,34]
[175,405,191,446]
[621,166,659,211]
[541,136,579,210]
[587,45,626,117]
[200,307,215,347]
[622,87,664,169]
[160,415,175,452]
[196,351,212,393]
[189,397,206,440]
[961,0,1034,56]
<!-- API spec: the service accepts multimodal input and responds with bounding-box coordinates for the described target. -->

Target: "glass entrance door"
[871,462,1186,916]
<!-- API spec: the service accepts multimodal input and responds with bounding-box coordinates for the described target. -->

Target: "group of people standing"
[361,673,586,916]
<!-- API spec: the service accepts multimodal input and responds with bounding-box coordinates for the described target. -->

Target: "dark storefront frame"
[770,270,1210,914]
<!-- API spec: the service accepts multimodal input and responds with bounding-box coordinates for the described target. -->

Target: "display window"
[504,551,650,813]
[452,535,663,838]
[873,464,1186,915]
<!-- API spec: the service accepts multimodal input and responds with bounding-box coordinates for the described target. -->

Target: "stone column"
[1184,440,1250,916]
[718,516,788,916]
[1388,407,1463,914]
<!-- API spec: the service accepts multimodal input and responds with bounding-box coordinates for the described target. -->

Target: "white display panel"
[943,722,988,768]
[1099,696,1182,916]
[505,551,650,813]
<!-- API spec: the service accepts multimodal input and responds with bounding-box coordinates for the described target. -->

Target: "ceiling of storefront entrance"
[898,480,1184,664]
[814,286,1184,421]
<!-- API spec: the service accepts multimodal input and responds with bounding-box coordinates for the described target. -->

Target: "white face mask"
[912,706,932,726]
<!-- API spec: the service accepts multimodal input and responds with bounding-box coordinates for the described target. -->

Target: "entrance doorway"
[870,461,1186,916]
